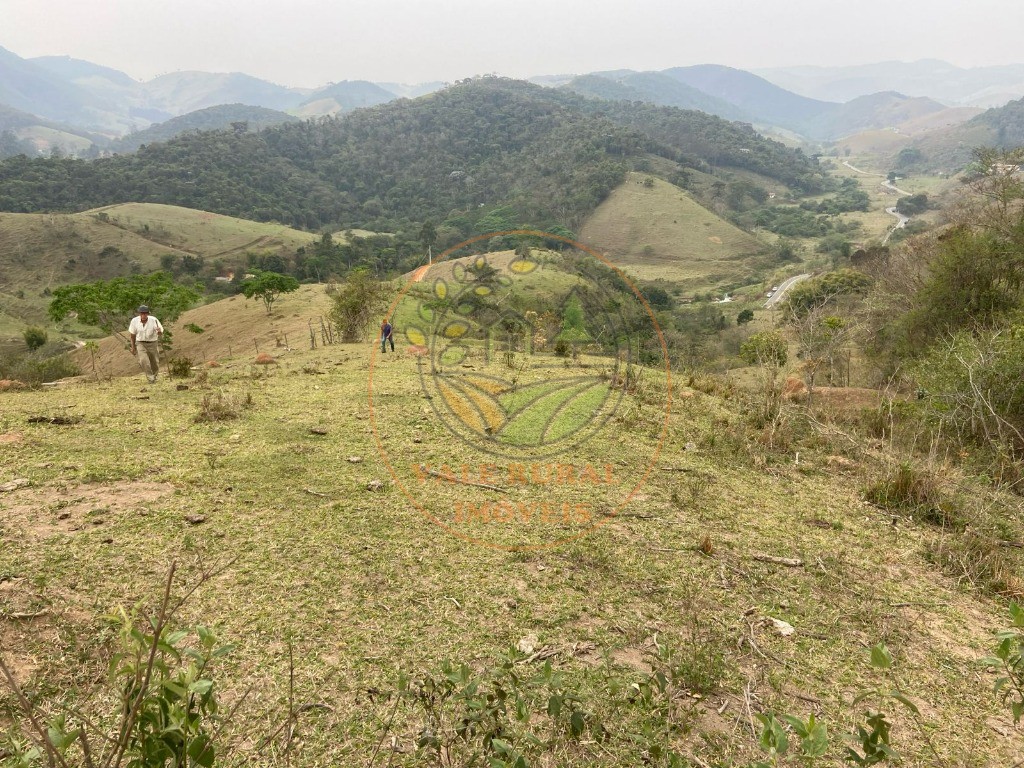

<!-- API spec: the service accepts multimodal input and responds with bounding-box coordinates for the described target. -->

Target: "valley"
[1,44,1023,768]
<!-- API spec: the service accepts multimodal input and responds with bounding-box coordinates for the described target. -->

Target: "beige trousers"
[137,341,160,381]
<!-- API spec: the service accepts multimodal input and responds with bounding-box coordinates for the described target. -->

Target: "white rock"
[766,617,795,637]
[517,633,538,654]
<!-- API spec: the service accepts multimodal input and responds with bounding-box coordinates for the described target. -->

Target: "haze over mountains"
[754,59,1024,107]
[3,42,1024,157]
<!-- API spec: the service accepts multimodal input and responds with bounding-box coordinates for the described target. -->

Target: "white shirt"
[129,315,163,342]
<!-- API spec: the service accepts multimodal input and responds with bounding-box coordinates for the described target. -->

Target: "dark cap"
[138,305,150,313]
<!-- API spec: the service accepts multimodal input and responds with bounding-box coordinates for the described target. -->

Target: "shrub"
[864,462,958,527]
[913,328,1024,451]
[329,268,391,342]
[981,603,1024,722]
[925,530,1024,597]
[0,351,80,386]
[167,356,193,378]
[0,564,232,768]
[22,326,47,351]
[195,390,252,422]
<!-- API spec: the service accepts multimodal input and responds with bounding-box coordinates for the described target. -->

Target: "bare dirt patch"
[0,579,58,688]
[1,480,175,539]
[610,646,652,673]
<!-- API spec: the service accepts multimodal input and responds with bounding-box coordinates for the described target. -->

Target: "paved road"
[842,160,875,176]
[881,178,911,196]
[843,160,912,241]
[844,160,912,194]
[764,273,811,308]
[882,207,910,245]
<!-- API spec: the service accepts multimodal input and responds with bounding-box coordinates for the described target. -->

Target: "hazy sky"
[4,0,1024,86]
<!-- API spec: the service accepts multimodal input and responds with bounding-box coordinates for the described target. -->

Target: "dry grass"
[578,172,767,287]
[69,284,335,378]
[90,203,319,258]
[1,337,1022,766]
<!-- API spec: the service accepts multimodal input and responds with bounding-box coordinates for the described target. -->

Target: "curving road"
[843,160,912,243]
[882,207,910,245]
[765,273,811,308]
[881,178,912,196]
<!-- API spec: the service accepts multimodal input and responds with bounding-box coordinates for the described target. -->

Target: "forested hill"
[0,77,826,233]
[106,104,300,154]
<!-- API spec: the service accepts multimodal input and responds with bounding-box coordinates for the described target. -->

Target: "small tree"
[736,308,755,325]
[22,326,47,351]
[793,311,850,404]
[330,269,391,343]
[49,272,200,345]
[740,330,788,426]
[240,270,299,315]
[557,294,591,355]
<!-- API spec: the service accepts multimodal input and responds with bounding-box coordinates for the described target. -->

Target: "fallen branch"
[598,509,658,519]
[27,415,83,425]
[752,554,804,567]
[790,691,821,704]
[519,647,560,664]
[5,609,49,620]
[420,466,507,493]
[303,488,332,499]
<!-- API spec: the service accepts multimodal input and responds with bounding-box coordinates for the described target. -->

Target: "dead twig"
[519,647,561,664]
[743,680,757,740]
[420,466,508,493]
[4,609,49,620]
[598,510,658,519]
[752,553,804,567]
[366,695,402,768]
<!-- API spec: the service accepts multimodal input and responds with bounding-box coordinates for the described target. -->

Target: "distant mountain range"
[754,60,1024,108]
[2,44,1024,162]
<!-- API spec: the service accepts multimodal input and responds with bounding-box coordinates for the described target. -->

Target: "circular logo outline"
[368,230,672,551]
[412,251,635,461]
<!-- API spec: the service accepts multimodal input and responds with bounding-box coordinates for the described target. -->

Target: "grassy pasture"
[0,204,324,345]
[578,172,767,288]
[1,320,1022,765]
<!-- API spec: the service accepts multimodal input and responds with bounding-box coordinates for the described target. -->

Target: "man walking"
[380,317,395,353]
[129,305,164,383]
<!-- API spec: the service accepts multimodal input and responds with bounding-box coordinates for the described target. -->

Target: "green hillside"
[0,203,320,339]
[904,96,1024,172]
[0,102,101,158]
[579,172,766,286]
[294,80,397,117]
[0,78,828,234]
